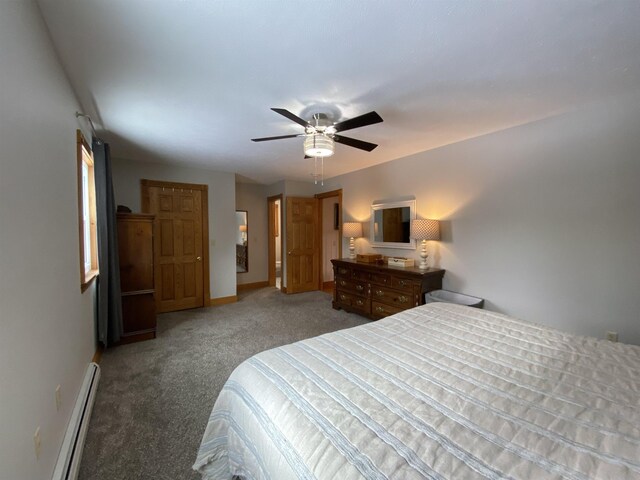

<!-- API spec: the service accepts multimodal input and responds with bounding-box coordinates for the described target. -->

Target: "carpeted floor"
[78,287,368,480]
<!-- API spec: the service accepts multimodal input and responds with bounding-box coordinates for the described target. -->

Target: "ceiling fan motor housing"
[306,113,335,133]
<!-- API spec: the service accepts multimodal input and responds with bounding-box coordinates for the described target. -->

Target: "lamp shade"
[343,222,363,238]
[239,225,247,232]
[410,219,440,240]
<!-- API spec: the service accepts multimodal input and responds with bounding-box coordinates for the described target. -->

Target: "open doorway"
[268,195,283,290]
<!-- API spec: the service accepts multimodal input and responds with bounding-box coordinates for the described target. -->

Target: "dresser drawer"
[372,301,404,318]
[390,275,414,292]
[368,272,390,286]
[351,268,368,281]
[336,290,368,311]
[371,286,413,309]
[336,265,351,277]
[335,277,367,295]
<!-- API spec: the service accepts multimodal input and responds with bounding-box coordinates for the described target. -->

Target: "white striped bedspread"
[193,303,640,479]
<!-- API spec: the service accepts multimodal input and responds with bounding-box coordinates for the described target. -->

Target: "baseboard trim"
[237,281,269,292]
[322,281,334,290]
[209,295,238,306]
[91,346,103,364]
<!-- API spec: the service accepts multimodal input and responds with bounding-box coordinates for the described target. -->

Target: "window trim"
[77,130,99,291]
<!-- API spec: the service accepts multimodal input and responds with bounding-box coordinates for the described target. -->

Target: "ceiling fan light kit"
[303,134,334,158]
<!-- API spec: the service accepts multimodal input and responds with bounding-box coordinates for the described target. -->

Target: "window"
[77,130,98,290]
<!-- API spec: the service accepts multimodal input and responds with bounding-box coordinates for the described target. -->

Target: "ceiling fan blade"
[333,111,383,133]
[271,108,310,127]
[333,134,378,152]
[251,134,303,142]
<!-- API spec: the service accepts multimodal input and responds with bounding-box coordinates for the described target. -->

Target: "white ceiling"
[38,0,640,185]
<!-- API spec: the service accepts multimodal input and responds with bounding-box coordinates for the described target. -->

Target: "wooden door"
[142,180,208,312]
[286,197,319,294]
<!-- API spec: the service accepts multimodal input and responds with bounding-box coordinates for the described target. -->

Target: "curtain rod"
[75,111,103,144]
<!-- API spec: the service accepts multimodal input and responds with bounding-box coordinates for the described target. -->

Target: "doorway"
[267,195,283,290]
[316,189,342,292]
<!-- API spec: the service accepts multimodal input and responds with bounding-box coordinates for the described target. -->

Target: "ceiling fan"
[251,108,383,157]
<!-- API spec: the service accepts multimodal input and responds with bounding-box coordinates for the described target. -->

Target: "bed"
[193,303,640,479]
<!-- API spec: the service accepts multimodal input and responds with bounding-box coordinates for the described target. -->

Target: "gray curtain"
[93,140,123,346]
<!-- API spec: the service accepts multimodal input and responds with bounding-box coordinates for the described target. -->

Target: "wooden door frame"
[315,189,343,290]
[267,194,283,289]
[140,179,211,307]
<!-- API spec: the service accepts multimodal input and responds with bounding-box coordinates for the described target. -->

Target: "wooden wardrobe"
[117,212,156,343]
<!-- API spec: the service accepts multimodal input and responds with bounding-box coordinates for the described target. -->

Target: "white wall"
[111,158,236,299]
[235,182,268,285]
[321,96,640,345]
[0,2,97,478]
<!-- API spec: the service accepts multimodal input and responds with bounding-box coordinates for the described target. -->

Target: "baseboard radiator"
[52,362,101,480]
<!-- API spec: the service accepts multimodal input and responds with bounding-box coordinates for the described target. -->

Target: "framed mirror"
[236,210,248,273]
[370,199,416,249]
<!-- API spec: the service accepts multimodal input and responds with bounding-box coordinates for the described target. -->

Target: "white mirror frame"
[370,199,416,249]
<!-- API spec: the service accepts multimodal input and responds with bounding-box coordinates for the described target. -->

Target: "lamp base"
[418,239,429,270]
[349,237,356,259]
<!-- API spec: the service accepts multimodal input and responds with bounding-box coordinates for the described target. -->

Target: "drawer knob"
[339,268,348,275]
[398,295,409,303]
[375,290,385,297]
[340,280,347,286]
[356,285,364,291]
[356,299,364,306]
[340,294,347,300]
[398,280,406,287]
[375,306,386,313]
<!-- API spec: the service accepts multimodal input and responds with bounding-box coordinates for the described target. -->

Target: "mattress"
[193,303,640,479]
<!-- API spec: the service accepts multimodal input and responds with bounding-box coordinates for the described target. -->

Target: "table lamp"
[342,222,363,259]
[410,219,440,270]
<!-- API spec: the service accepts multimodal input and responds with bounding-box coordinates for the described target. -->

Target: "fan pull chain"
[310,156,324,186]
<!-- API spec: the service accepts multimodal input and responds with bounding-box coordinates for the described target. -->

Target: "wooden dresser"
[331,259,445,320]
[117,213,156,343]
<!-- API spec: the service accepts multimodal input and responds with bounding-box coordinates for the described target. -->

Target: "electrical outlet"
[34,427,41,459]
[606,331,618,342]
[55,385,61,411]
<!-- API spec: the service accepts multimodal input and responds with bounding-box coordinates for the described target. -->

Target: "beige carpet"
[78,287,368,480]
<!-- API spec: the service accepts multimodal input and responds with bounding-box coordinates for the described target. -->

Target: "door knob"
[196,256,202,261]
